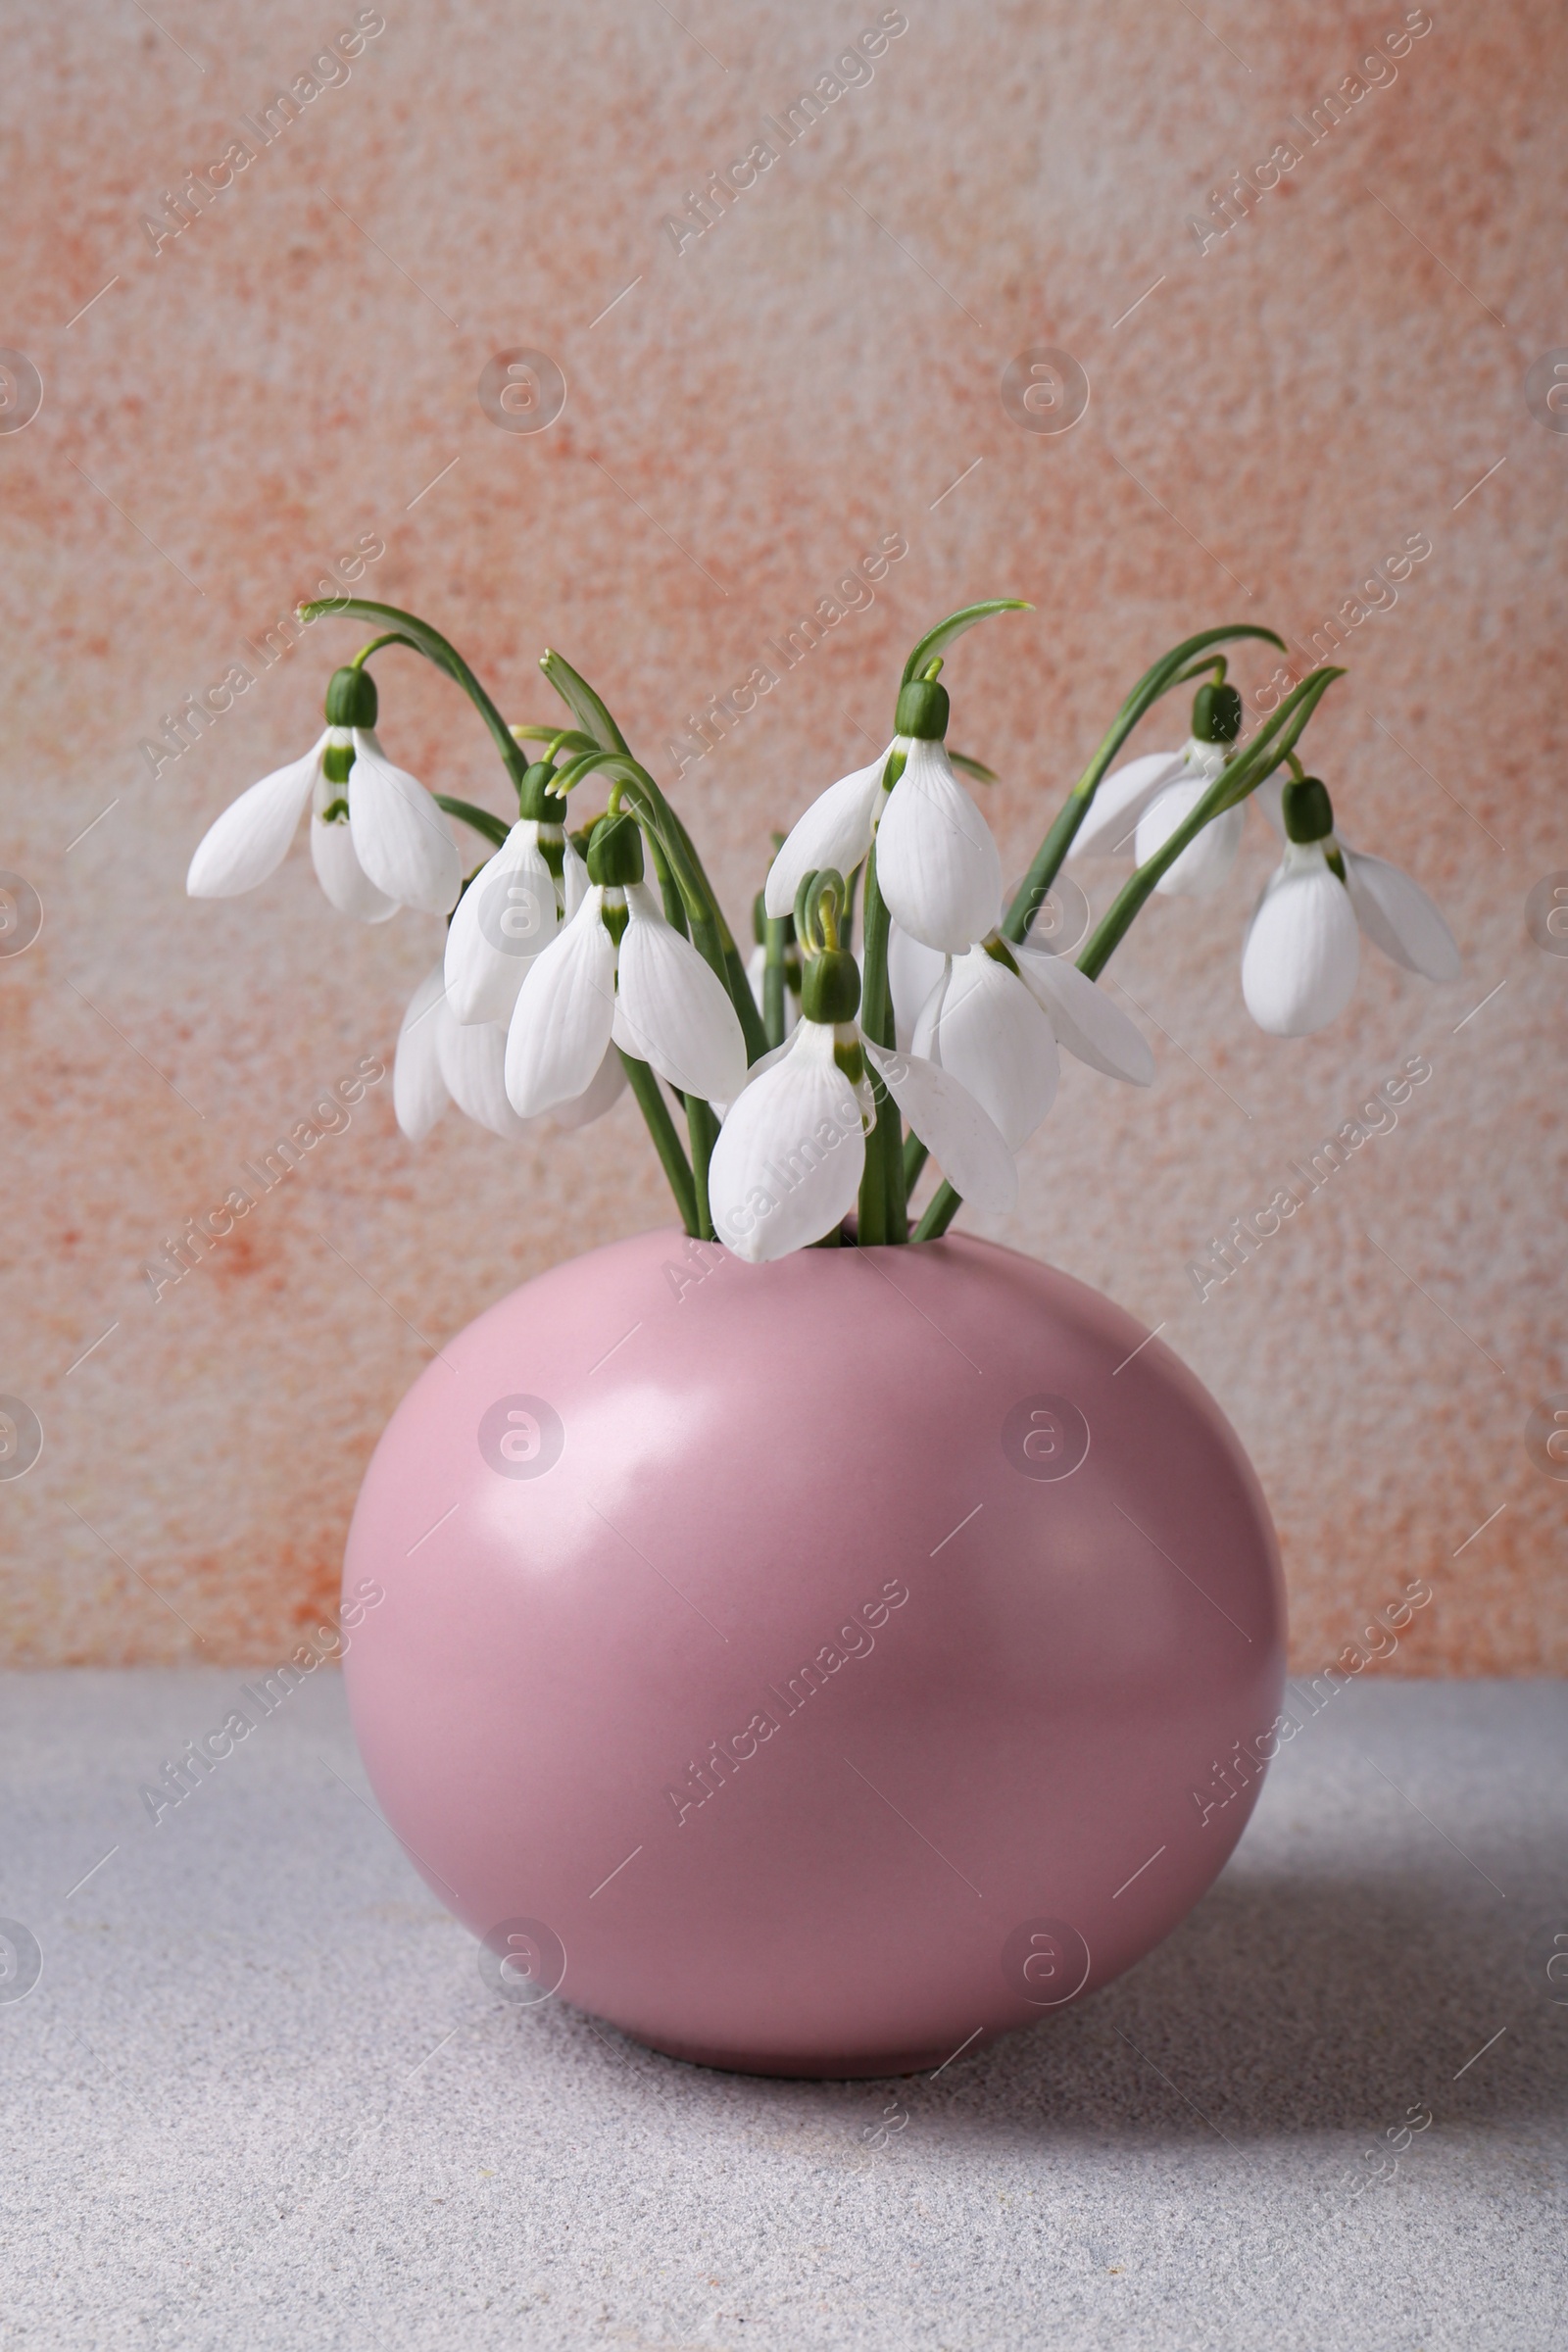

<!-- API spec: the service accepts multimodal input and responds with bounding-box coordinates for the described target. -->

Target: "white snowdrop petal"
[505,888,618,1115]
[1343,846,1461,981]
[393,962,452,1142]
[615,883,749,1104]
[310,813,398,922]
[1254,774,1287,838]
[886,920,948,1053]
[1068,750,1187,860]
[551,1043,628,1131]
[186,734,324,898]
[710,1027,865,1262]
[910,947,1057,1152]
[348,729,461,915]
[1012,946,1153,1085]
[1136,779,1244,897]
[763,750,891,919]
[445,822,558,1025]
[1241,847,1361,1036]
[561,834,589,919]
[875,738,1004,954]
[862,1038,1017,1216]
[437,1010,540,1140]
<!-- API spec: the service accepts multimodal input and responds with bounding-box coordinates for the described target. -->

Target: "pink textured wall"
[1,0,1562,1671]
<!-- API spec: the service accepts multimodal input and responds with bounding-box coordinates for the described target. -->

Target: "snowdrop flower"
[764,676,1002,953]
[187,665,460,917]
[1252,774,1462,984]
[1132,771,1244,898]
[710,941,1016,1263]
[505,811,747,1118]
[395,963,624,1143]
[1242,775,1459,1037]
[309,743,397,924]
[444,763,589,1025]
[908,936,1154,1150]
[1069,680,1242,893]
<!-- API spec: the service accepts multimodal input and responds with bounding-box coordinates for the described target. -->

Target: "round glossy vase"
[343,1227,1284,2078]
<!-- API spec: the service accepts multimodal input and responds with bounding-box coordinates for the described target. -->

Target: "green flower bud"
[517,760,569,823]
[1282,776,1335,843]
[801,947,861,1024]
[1192,681,1243,744]
[586,809,645,887]
[323,665,378,728]
[894,678,950,742]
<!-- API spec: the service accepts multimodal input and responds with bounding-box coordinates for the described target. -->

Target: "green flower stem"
[904,1131,929,1193]
[916,663,1346,1246]
[558,745,769,1067]
[641,818,689,936]
[298,597,531,795]
[911,1182,955,1244]
[661,802,768,1063]
[856,840,904,1246]
[1001,623,1285,948]
[618,1051,699,1235]
[763,914,789,1050]
[350,631,416,670]
[685,1095,720,1242]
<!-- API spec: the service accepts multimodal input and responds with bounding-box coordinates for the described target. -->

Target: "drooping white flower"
[1253,775,1460,982]
[887,921,948,1052]
[710,948,1016,1263]
[393,963,453,1143]
[1242,775,1460,1037]
[908,936,1153,1150]
[1071,734,1234,880]
[345,728,461,916]
[395,962,621,1143]
[763,748,890,912]
[910,947,1059,1151]
[1241,842,1361,1037]
[1132,771,1244,897]
[188,727,335,902]
[1009,942,1155,1085]
[763,678,1003,954]
[310,742,398,923]
[1340,844,1459,980]
[188,664,461,917]
[874,736,1002,952]
[445,818,589,1025]
[1070,675,1244,872]
[505,815,747,1118]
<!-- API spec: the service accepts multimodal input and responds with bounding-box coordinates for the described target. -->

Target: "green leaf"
[901,600,1032,686]
[948,750,999,785]
[539,650,629,754]
[510,723,600,756]
[434,795,511,850]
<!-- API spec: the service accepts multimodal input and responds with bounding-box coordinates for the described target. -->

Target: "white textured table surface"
[2,1674,1563,2352]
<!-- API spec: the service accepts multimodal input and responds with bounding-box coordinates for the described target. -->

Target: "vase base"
[617,2021,975,2082]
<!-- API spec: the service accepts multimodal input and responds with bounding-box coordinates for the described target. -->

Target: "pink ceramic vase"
[343,1227,1284,2078]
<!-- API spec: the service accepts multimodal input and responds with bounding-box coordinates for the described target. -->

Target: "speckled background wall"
[2,0,1562,1672]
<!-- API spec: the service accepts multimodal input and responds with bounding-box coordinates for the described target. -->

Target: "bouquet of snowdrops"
[186,598,1457,1261]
